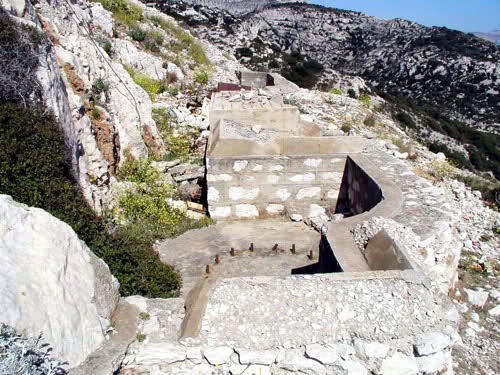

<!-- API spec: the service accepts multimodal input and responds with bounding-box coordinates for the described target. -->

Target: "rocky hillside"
[155,0,500,180]
[159,1,500,129]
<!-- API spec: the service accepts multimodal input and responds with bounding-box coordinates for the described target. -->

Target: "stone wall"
[206,155,346,220]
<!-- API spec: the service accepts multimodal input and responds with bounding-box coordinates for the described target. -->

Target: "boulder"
[0,195,120,368]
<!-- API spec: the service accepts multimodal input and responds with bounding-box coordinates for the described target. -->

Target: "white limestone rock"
[305,344,339,365]
[464,288,489,307]
[340,360,368,375]
[488,304,500,316]
[296,187,321,200]
[1,0,25,15]
[114,39,184,81]
[134,343,187,365]
[278,349,327,375]
[380,352,418,375]
[416,350,452,373]
[210,206,231,218]
[0,195,119,368]
[354,339,389,360]
[237,349,277,365]
[202,346,234,365]
[414,332,452,356]
[229,187,259,201]
[89,3,114,36]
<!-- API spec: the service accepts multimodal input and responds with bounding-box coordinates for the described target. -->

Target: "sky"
[312,0,500,33]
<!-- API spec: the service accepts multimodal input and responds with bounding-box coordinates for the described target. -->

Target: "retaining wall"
[206,155,347,220]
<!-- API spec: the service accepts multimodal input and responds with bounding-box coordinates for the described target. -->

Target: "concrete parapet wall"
[206,155,347,220]
[238,71,273,88]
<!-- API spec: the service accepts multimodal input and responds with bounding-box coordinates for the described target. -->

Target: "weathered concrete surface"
[364,229,415,271]
[158,220,320,294]
[121,272,460,375]
[351,151,463,293]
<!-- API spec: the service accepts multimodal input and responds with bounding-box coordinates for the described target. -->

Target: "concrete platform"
[158,220,320,295]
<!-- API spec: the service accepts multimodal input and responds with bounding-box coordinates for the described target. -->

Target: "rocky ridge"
[158,0,500,134]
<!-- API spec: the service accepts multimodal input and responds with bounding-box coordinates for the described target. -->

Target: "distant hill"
[473,29,500,44]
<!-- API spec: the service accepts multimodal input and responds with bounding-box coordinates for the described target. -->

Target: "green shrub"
[139,312,150,320]
[123,64,166,100]
[129,26,146,42]
[363,114,376,127]
[194,70,209,85]
[92,0,143,28]
[0,103,181,298]
[341,123,352,134]
[426,158,455,181]
[359,93,371,106]
[118,149,159,184]
[328,88,342,95]
[152,108,193,159]
[373,103,385,113]
[103,40,113,55]
[91,77,110,96]
[118,184,183,229]
[189,42,209,66]
[167,87,179,96]
[149,15,209,67]
[136,333,146,342]
[90,106,102,120]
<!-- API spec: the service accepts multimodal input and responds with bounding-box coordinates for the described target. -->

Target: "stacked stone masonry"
[207,155,346,220]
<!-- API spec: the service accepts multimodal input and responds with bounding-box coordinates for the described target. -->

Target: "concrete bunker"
[165,88,454,363]
[205,90,410,276]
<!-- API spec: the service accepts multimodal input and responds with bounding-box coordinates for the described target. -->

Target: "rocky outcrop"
[0,195,120,368]
[0,0,172,213]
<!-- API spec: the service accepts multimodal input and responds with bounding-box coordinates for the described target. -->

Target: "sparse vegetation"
[0,323,67,374]
[359,93,371,106]
[91,77,110,97]
[363,114,376,127]
[123,64,167,100]
[426,158,456,182]
[149,15,209,67]
[92,0,143,28]
[328,88,342,95]
[136,333,146,342]
[139,312,150,320]
[0,103,182,298]
[103,40,113,55]
[194,70,209,85]
[341,123,352,134]
[152,108,195,160]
